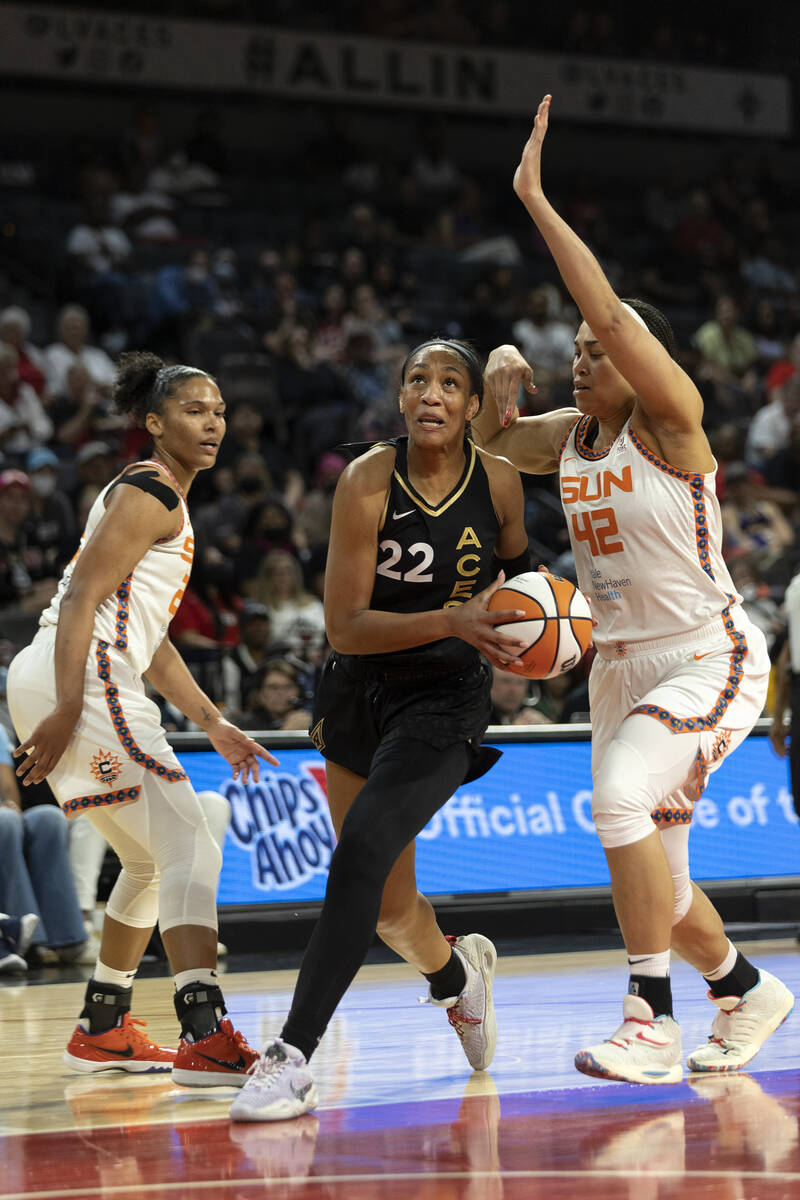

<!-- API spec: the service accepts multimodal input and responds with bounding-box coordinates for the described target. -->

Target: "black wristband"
[491,548,532,580]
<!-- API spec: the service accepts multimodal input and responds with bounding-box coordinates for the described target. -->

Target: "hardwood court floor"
[1,940,798,1199]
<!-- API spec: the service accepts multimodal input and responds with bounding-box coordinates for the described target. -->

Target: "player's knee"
[195,790,231,851]
[592,739,658,848]
[671,870,692,925]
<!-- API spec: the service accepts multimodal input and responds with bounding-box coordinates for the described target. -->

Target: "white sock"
[703,939,737,981]
[174,967,218,992]
[93,961,136,988]
[627,950,671,977]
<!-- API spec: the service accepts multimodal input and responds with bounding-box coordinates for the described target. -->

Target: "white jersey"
[40,459,194,674]
[558,416,741,652]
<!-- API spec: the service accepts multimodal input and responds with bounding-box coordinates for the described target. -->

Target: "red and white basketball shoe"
[172,1018,259,1087]
[64,1013,176,1073]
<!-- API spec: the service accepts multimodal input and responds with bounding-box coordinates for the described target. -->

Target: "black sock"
[424,949,467,1002]
[628,974,673,1018]
[704,951,759,999]
[280,1021,317,1063]
[80,980,131,1034]
[174,981,226,1042]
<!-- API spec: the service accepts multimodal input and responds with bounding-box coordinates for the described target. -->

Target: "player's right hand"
[447,572,528,669]
[13,705,80,786]
[484,345,537,427]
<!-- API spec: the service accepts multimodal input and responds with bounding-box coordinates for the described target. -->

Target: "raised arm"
[513,96,704,437]
[324,450,528,667]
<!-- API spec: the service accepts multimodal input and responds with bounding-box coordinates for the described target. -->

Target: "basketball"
[488,571,593,679]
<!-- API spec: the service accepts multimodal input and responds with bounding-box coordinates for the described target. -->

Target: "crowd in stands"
[2,91,800,736]
[3,68,800,964]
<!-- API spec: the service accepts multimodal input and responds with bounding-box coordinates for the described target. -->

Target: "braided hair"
[621,298,677,359]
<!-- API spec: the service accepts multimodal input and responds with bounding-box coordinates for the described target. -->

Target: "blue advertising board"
[174,734,800,907]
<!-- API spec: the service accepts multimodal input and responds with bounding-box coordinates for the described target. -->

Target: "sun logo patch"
[90,748,124,786]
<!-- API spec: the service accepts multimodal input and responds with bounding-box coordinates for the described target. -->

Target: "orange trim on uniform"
[628,426,715,581]
[632,600,746,734]
[95,641,188,783]
[650,807,693,831]
[575,415,613,461]
[557,417,581,462]
[114,572,132,651]
[63,785,141,820]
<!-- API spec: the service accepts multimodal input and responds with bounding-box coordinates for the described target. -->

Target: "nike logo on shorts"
[196,1051,248,1071]
[392,508,415,520]
[693,651,713,660]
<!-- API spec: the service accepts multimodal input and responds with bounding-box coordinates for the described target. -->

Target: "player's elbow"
[326,614,359,654]
[61,576,107,615]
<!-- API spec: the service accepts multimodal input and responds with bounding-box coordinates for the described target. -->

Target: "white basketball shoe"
[686,969,795,1073]
[574,994,683,1084]
[230,1039,319,1122]
[427,934,498,1071]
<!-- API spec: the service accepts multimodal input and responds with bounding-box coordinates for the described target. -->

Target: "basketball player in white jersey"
[7,351,275,1084]
[473,96,794,1084]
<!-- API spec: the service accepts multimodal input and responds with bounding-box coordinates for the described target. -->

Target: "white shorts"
[590,604,770,829]
[7,627,188,820]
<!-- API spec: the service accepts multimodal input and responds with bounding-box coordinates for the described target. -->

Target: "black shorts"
[309,652,500,784]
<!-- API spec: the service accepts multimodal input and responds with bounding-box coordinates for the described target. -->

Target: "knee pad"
[196,790,231,851]
[157,823,222,934]
[671,869,692,925]
[105,858,161,929]
[659,824,693,926]
[591,738,659,848]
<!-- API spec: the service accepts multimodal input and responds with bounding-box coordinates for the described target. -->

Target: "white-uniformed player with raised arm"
[7,351,275,1085]
[474,96,794,1084]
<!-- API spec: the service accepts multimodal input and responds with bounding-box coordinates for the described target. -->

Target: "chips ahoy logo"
[222,762,335,892]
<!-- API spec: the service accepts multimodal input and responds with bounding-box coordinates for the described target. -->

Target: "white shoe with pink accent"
[575,994,682,1085]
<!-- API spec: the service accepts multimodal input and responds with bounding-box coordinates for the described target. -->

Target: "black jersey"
[343,436,500,676]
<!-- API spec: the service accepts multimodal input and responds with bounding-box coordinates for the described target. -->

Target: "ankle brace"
[174,981,227,1041]
[80,980,132,1034]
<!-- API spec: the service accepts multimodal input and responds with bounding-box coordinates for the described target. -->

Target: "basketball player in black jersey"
[230,338,530,1121]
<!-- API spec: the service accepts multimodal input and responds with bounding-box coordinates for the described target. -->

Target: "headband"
[622,302,649,331]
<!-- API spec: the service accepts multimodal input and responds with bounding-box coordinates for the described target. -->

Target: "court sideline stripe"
[4,1167,800,1198]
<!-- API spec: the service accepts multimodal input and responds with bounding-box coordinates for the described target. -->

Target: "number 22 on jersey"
[376,539,434,583]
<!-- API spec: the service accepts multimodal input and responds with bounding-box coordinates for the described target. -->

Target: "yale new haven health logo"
[223,762,335,893]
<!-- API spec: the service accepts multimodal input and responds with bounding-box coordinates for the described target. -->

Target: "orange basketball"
[488,570,593,679]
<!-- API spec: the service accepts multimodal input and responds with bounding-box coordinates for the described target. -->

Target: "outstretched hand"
[207,719,280,784]
[513,94,551,201]
[447,571,528,670]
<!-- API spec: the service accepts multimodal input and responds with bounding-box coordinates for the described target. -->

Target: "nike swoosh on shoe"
[196,1051,248,1071]
[98,1046,135,1058]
